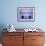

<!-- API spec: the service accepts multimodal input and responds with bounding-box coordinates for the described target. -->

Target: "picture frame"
[17,7,35,22]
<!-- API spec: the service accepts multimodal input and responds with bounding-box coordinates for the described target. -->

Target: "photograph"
[17,7,35,22]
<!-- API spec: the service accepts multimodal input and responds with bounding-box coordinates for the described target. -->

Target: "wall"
[0,0,46,29]
[0,0,46,43]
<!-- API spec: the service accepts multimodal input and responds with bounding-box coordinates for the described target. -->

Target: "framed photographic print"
[17,7,35,22]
